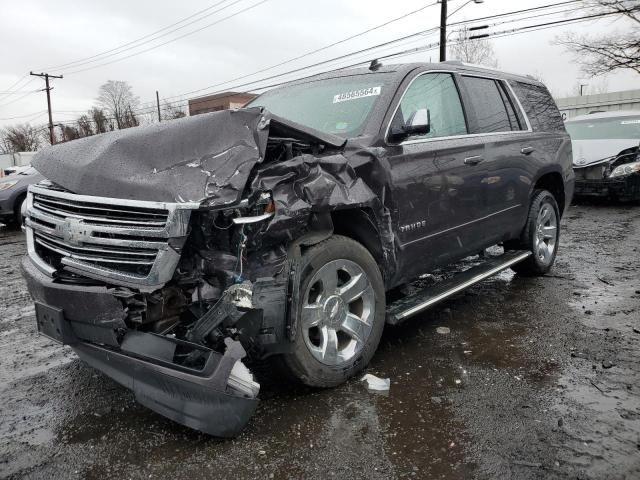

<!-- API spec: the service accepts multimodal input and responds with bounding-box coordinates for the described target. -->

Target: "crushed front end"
[573,147,640,201]
[21,106,395,436]
[20,182,286,436]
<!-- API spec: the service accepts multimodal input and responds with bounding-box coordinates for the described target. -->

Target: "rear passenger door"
[458,75,533,244]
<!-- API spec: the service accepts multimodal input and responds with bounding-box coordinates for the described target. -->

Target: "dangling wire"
[234,225,247,283]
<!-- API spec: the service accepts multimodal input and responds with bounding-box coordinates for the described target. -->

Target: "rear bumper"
[21,255,258,437]
[574,174,640,200]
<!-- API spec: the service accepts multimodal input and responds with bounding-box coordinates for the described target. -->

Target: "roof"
[272,61,542,88]
[567,110,640,122]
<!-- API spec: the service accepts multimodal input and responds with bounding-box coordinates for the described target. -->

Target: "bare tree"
[59,125,81,143]
[557,0,640,75]
[163,101,186,120]
[89,107,112,133]
[97,80,140,129]
[0,124,42,153]
[450,25,498,67]
[77,115,94,137]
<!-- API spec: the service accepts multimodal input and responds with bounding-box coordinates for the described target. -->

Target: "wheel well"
[534,173,565,215]
[13,192,26,215]
[330,209,384,266]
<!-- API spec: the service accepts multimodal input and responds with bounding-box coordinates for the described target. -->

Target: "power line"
[0,110,46,121]
[65,0,271,75]
[19,1,616,129]
[134,1,439,106]
[135,8,620,117]
[136,0,586,110]
[41,0,241,71]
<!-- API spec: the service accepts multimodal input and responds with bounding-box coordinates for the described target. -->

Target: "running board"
[386,250,532,325]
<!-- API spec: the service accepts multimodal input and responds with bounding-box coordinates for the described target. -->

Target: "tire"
[14,195,26,226]
[508,189,560,276]
[279,235,386,387]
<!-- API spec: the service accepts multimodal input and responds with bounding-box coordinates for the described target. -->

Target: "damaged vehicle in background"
[566,111,640,202]
[22,62,573,437]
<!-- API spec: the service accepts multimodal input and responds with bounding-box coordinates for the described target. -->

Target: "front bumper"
[21,256,258,437]
[574,174,640,200]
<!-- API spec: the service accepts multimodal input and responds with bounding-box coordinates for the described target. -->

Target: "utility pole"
[439,0,448,62]
[30,72,63,145]
[156,90,162,122]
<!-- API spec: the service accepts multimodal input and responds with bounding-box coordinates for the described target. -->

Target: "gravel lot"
[1,202,639,480]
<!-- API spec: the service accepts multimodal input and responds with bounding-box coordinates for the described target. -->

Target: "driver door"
[385,72,489,280]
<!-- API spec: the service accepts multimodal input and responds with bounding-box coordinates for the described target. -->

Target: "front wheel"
[280,235,386,387]
[509,189,560,276]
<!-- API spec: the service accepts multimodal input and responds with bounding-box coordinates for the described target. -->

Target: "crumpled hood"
[32,107,344,206]
[572,139,639,167]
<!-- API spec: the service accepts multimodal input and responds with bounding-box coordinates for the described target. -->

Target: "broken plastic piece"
[228,360,260,398]
[361,373,390,392]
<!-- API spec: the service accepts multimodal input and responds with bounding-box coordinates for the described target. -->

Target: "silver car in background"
[566,111,640,201]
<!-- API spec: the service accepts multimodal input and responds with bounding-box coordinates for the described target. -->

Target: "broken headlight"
[609,161,640,178]
[232,192,275,225]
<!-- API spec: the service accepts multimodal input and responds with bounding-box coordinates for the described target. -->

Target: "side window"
[390,73,467,140]
[511,81,565,133]
[462,76,514,133]
[497,82,523,131]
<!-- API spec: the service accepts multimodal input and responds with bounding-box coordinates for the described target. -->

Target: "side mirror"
[388,108,431,143]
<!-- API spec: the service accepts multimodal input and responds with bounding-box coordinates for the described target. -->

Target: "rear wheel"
[280,235,385,387]
[509,189,560,276]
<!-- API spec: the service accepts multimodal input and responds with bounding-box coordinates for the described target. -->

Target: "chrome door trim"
[402,204,522,247]
[384,70,534,146]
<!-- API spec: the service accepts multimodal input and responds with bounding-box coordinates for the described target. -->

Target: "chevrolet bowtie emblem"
[60,218,90,246]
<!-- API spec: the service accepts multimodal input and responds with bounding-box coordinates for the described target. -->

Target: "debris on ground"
[361,374,391,392]
[436,326,450,334]
[602,360,616,369]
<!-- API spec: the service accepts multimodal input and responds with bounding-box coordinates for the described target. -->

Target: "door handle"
[464,155,484,165]
[521,146,535,155]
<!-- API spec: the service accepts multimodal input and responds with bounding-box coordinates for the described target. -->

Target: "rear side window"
[510,81,565,133]
[462,76,517,133]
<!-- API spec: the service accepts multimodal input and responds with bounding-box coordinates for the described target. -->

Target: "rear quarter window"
[510,81,565,133]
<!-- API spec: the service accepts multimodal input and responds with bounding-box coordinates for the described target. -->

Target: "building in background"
[188,91,257,116]
[556,89,640,121]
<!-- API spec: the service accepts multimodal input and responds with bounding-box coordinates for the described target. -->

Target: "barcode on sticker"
[333,86,381,103]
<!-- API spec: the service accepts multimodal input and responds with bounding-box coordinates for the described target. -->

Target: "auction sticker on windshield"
[333,86,382,104]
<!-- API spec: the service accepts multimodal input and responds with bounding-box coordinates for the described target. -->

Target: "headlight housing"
[609,161,640,178]
[0,180,18,192]
[230,192,275,225]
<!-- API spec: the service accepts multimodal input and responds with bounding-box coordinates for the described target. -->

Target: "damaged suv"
[22,62,573,436]
[566,111,640,202]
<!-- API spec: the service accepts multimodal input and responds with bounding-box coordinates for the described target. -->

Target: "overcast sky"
[0,0,638,129]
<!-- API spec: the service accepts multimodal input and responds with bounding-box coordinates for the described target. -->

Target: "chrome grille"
[25,183,199,291]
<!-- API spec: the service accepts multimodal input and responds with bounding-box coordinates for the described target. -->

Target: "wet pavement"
[1,203,639,479]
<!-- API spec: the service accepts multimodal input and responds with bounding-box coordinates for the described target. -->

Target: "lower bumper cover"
[575,175,640,200]
[21,256,258,437]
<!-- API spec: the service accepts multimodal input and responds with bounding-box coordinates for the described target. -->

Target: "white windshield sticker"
[621,119,640,125]
[333,86,381,104]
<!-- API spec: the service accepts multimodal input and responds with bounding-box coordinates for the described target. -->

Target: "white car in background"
[566,111,640,201]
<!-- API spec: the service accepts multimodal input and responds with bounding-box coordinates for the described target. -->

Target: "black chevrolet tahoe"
[22,62,574,436]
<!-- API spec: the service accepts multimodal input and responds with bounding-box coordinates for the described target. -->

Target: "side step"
[386,250,532,325]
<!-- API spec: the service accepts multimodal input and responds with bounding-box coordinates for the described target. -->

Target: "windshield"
[565,116,640,140]
[247,73,391,137]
